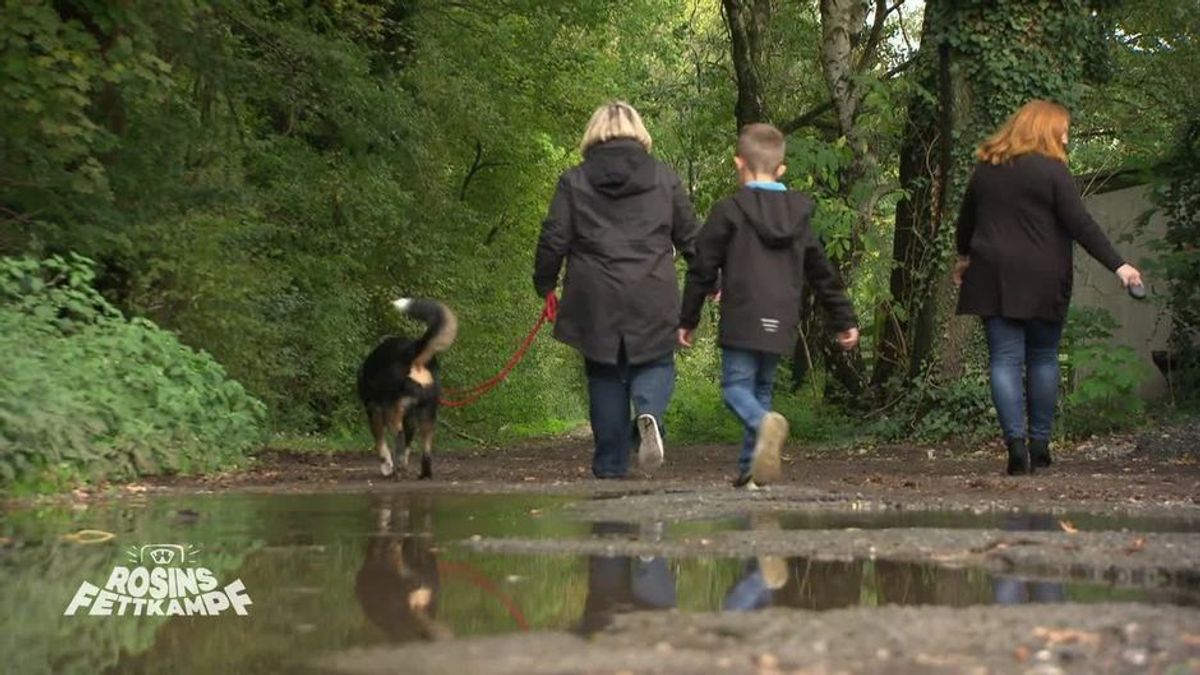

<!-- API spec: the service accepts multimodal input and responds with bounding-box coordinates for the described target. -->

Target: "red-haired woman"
[953,100,1143,475]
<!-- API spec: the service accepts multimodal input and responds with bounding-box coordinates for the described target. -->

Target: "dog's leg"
[370,408,394,477]
[418,414,435,480]
[390,400,409,479]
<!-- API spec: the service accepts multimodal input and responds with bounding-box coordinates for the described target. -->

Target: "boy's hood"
[732,187,812,249]
[582,139,657,198]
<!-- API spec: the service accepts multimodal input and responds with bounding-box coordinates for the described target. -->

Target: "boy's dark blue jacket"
[680,185,857,355]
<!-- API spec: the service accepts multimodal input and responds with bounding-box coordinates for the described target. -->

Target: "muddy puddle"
[0,490,1196,674]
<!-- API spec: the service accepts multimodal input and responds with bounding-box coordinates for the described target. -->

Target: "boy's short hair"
[580,101,653,154]
[737,123,786,173]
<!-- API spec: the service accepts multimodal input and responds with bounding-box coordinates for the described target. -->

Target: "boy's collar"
[745,180,787,192]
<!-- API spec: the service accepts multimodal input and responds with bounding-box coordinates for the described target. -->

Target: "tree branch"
[460,139,507,200]
[779,56,916,135]
[856,0,904,72]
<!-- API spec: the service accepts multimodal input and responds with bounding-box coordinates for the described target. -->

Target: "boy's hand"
[677,328,695,348]
[836,327,859,351]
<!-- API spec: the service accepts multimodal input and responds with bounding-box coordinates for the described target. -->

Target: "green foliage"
[0,255,267,491]
[1060,307,1146,436]
[1147,118,1200,404]
[1,0,1194,463]
[874,364,996,444]
[669,335,859,447]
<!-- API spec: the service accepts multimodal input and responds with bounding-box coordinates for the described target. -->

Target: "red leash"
[438,294,556,408]
[436,560,530,630]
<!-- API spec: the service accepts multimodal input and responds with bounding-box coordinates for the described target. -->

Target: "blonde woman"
[533,101,699,478]
[954,100,1143,475]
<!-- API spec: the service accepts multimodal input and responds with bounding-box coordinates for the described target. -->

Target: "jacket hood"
[582,139,657,198]
[732,187,812,249]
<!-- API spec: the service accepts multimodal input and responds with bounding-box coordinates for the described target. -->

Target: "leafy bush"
[0,255,267,491]
[1059,307,1146,437]
[873,363,997,444]
[669,334,858,447]
[1148,119,1200,404]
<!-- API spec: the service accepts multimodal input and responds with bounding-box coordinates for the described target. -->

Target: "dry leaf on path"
[1125,536,1147,553]
[1033,626,1100,646]
[1058,520,1078,533]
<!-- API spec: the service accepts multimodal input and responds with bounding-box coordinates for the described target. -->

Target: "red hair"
[977,100,1070,165]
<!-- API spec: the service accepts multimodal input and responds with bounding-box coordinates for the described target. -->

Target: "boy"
[678,123,859,489]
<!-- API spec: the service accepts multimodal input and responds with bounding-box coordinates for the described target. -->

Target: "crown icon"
[126,544,200,567]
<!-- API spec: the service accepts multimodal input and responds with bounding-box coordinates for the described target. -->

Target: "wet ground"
[2,422,1198,673]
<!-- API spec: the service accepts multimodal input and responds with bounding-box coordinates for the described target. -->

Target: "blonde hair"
[580,101,652,154]
[977,99,1070,165]
[737,123,786,173]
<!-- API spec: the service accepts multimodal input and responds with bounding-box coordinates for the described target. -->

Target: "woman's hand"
[677,328,695,349]
[952,255,971,287]
[836,327,859,351]
[1116,264,1142,288]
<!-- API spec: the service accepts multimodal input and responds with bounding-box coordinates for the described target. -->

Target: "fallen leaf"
[1059,520,1078,533]
[1032,626,1100,646]
[1125,536,1146,553]
[1013,645,1030,663]
[756,653,779,669]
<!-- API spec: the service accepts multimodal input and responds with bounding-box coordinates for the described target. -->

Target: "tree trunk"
[722,0,771,129]
[819,0,869,136]
[872,1,955,388]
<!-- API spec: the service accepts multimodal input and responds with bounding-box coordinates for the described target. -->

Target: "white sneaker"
[636,414,664,470]
[751,412,788,485]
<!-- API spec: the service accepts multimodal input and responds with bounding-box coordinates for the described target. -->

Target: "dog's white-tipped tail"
[394,298,457,367]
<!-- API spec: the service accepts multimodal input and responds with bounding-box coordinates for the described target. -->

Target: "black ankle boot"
[1006,438,1031,476]
[1029,439,1052,468]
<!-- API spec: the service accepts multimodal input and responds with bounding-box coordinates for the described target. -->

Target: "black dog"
[357,298,457,479]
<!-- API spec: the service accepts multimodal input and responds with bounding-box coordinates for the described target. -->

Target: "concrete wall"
[1074,184,1172,399]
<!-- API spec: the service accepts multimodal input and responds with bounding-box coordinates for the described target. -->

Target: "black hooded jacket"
[680,186,857,355]
[533,139,699,365]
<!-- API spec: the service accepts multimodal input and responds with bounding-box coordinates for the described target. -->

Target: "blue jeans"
[723,560,774,611]
[982,317,1064,443]
[721,348,781,475]
[584,347,675,478]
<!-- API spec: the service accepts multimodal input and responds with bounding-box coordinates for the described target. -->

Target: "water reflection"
[579,513,1082,618]
[355,494,450,641]
[579,522,676,634]
[991,513,1066,605]
[0,492,1187,674]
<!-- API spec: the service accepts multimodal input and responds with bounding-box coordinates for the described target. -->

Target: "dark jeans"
[584,347,675,478]
[721,348,781,475]
[982,316,1065,442]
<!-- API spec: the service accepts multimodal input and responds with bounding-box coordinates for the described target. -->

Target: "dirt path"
[127,421,1200,516]
[20,420,1200,675]
[315,604,1200,675]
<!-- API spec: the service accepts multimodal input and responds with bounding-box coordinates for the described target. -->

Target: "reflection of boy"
[722,556,789,611]
[723,514,789,611]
